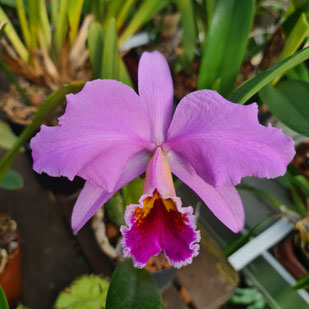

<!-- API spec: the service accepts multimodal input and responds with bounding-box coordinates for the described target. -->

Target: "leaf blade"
[88,21,104,79]
[0,285,9,309]
[197,0,255,95]
[228,47,309,104]
[119,0,168,47]
[0,170,23,190]
[106,260,162,309]
[259,81,309,137]
[102,18,118,79]
[175,0,196,62]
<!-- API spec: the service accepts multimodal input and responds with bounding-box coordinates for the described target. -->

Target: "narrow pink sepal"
[138,51,174,145]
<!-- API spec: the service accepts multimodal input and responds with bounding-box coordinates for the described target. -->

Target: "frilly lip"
[120,188,200,269]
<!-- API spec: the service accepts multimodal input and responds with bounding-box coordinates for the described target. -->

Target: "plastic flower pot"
[0,215,22,307]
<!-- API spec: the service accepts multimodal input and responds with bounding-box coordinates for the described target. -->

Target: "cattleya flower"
[31,51,295,268]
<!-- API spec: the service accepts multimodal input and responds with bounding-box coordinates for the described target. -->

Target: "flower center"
[134,189,186,231]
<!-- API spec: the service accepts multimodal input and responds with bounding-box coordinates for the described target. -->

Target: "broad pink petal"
[121,190,200,268]
[164,90,295,187]
[167,152,244,233]
[138,51,174,145]
[31,80,155,192]
[72,150,151,232]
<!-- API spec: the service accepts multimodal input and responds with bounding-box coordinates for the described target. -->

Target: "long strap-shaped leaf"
[16,0,31,49]
[0,285,9,309]
[54,0,68,59]
[88,21,104,79]
[175,0,196,63]
[0,6,29,62]
[67,0,84,45]
[259,80,309,138]
[0,82,84,181]
[228,47,309,104]
[294,273,309,290]
[197,0,255,96]
[102,18,118,79]
[27,0,40,48]
[116,0,137,30]
[118,0,168,47]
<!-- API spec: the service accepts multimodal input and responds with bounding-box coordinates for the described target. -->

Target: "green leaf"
[293,273,309,290]
[119,0,168,47]
[279,13,309,62]
[27,0,40,48]
[286,62,309,82]
[122,177,144,205]
[293,175,309,197]
[0,82,84,181]
[106,260,162,309]
[205,0,216,25]
[0,20,5,35]
[273,13,309,84]
[0,120,19,150]
[118,56,134,88]
[54,0,69,59]
[88,21,104,79]
[0,285,9,309]
[292,0,308,9]
[51,0,59,31]
[224,217,273,257]
[230,287,266,307]
[175,0,196,62]
[0,0,15,7]
[104,0,124,27]
[105,191,125,226]
[259,81,309,137]
[237,185,284,209]
[228,47,309,104]
[39,0,51,49]
[16,0,31,49]
[283,1,309,36]
[116,0,137,30]
[0,170,23,190]
[54,274,109,309]
[197,0,255,96]
[101,18,118,79]
[0,5,29,62]
[67,0,84,45]
[91,0,106,22]
[279,170,307,216]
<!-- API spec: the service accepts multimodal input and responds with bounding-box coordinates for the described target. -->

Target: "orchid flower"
[30,51,295,268]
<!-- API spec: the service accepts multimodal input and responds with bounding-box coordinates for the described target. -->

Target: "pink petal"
[31,80,155,192]
[138,51,174,145]
[167,152,244,233]
[121,190,200,268]
[72,150,151,232]
[164,90,295,187]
